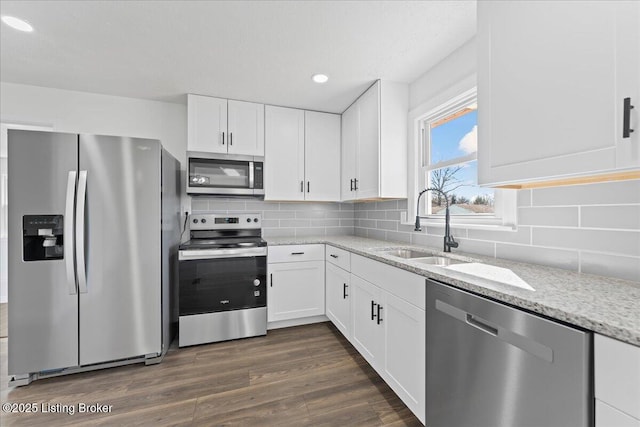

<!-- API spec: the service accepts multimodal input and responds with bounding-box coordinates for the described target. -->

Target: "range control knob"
[246,218,251,223]
[253,279,261,287]
[254,218,259,222]
[201,218,206,223]
[192,219,198,224]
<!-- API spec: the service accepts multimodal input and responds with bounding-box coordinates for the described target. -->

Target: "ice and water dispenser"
[22,215,64,261]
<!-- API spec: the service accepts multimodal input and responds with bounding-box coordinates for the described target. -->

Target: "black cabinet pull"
[230,132,233,145]
[270,273,273,287]
[330,254,338,258]
[300,181,304,193]
[376,304,383,325]
[623,97,635,138]
[343,283,348,299]
[291,252,305,255]
[371,300,377,320]
[222,132,225,145]
[354,178,358,191]
[307,181,310,193]
[350,179,354,191]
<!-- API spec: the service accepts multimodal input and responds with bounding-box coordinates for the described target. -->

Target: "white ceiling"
[0,1,476,113]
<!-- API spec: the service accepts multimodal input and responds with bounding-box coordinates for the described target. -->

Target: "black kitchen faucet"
[414,188,459,253]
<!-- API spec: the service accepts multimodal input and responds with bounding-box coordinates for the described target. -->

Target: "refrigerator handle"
[65,171,78,295]
[76,170,88,294]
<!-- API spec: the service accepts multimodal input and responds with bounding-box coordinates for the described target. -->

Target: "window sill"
[401,213,516,232]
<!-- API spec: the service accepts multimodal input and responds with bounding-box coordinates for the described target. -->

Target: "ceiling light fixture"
[1,15,34,32]
[312,74,329,84]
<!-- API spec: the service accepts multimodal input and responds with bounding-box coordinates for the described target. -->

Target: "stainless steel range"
[178,213,267,347]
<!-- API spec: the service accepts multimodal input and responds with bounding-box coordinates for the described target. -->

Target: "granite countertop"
[266,235,640,347]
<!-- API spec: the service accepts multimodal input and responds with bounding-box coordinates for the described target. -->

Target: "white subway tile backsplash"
[410,233,443,248]
[191,199,209,212]
[518,206,579,227]
[263,228,295,238]
[467,226,531,245]
[264,211,296,219]
[310,219,340,227]
[367,211,387,220]
[368,229,386,241]
[296,210,327,219]
[532,179,640,206]
[326,227,354,236]
[357,219,376,228]
[455,238,496,257]
[495,244,579,271]
[376,220,398,231]
[376,200,398,210]
[580,252,640,282]
[581,205,640,230]
[386,231,412,244]
[386,210,402,221]
[398,199,409,210]
[261,219,280,228]
[279,219,311,228]
[295,228,325,237]
[517,189,532,207]
[340,219,355,227]
[533,228,640,256]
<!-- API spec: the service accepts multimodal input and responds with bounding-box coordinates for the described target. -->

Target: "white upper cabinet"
[341,80,408,201]
[227,100,265,156]
[478,1,640,187]
[304,111,341,201]
[187,94,264,156]
[265,106,340,201]
[265,106,305,201]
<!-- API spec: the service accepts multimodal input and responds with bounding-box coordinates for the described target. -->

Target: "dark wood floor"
[0,321,421,426]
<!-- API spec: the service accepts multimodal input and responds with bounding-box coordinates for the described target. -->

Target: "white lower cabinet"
[267,245,325,323]
[381,291,425,421]
[325,262,351,338]
[348,254,426,424]
[350,274,384,367]
[594,334,640,427]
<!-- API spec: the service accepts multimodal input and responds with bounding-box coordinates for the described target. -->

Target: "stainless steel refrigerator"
[7,130,180,385]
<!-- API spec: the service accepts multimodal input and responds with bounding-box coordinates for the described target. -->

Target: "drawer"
[268,244,325,263]
[351,253,425,310]
[326,245,351,271]
[595,334,640,420]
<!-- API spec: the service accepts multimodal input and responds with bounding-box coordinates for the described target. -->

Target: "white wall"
[409,37,476,110]
[0,82,187,166]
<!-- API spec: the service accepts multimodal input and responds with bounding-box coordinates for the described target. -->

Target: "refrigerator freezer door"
[8,130,79,374]
[78,135,161,365]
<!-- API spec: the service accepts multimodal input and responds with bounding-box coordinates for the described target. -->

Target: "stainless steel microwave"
[186,152,264,196]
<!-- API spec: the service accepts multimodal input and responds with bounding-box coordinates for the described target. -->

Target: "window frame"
[406,76,517,230]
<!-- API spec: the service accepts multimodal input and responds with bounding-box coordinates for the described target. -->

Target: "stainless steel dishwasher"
[426,279,592,427]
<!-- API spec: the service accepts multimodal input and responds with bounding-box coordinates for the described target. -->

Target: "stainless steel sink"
[381,249,432,259]
[413,256,466,266]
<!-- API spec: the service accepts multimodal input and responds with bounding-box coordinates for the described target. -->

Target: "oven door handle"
[179,247,267,260]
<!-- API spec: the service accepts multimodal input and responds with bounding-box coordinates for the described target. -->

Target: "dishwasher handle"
[466,314,497,336]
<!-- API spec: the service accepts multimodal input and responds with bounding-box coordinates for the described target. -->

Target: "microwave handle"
[249,161,255,189]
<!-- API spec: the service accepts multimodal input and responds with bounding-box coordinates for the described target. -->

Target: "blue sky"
[429,110,493,201]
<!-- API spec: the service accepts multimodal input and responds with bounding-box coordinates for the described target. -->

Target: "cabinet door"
[380,291,425,423]
[227,100,265,156]
[356,82,380,199]
[596,400,640,427]
[350,274,383,369]
[264,106,305,201]
[478,1,639,186]
[304,111,341,201]
[187,94,228,153]
[341,102,358,201]
[325,263,351,339]
[267,261,325,322]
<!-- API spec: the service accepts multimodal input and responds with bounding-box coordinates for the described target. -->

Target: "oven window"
[179,256,267,315]
[188,158,250,188]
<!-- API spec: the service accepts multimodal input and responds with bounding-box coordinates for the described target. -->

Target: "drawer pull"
[330,254,338,258]
[291,252,305,255]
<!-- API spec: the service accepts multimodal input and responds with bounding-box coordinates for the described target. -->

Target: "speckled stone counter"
[266,235,640,346]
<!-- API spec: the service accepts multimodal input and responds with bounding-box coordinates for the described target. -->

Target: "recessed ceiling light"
[1,15,34,32]
[312,74,329,84]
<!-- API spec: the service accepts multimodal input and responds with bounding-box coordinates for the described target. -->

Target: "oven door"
[179,248,267,316]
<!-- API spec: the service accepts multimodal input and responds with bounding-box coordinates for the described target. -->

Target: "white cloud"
[458,125,477,154]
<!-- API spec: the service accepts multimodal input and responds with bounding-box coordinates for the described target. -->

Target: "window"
[421,96,495,216]
[407,83,517,229]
